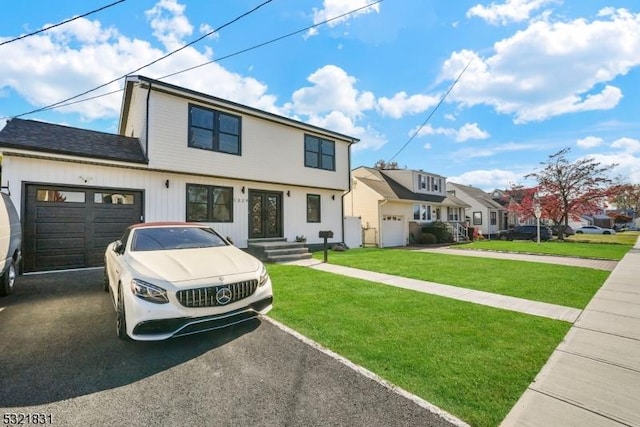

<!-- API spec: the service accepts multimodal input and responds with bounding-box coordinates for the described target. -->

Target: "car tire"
[116,283,130,341]
[603,231,611,235]
[576,231,583,234]
[0,260,16,297]
[499,235,508,241]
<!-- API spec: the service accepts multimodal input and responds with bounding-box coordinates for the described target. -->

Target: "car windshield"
[131,227,228,251]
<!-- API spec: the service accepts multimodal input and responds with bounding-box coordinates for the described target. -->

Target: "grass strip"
[313,248,609,309]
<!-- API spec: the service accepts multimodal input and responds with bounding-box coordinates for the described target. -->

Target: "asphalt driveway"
[0,269,460,427]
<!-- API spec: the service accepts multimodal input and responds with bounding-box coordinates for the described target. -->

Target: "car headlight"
[258,264,269,287]
[131,279,169,304]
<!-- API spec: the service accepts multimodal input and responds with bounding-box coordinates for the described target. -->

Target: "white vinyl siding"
[1,155,344,248]
[144,90,351,191]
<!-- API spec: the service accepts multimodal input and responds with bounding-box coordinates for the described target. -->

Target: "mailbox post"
[318,230,333,262]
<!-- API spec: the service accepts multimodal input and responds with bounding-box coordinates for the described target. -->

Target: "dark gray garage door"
[23,185,143,272]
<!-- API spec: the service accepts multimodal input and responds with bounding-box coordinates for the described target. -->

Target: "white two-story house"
[447,182,506,237]
[0,75,358,272]
[345,167,469,247]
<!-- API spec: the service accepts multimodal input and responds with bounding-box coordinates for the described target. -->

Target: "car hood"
[126,245,262,283]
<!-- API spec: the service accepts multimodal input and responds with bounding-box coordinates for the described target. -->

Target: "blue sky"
[1,0,639,190]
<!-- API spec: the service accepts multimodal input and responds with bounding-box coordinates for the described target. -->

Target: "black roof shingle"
[0,118,147,164]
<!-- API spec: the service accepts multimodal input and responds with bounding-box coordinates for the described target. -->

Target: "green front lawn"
[268,265,571,427]
[457,239,632,260]
[313,248,609,309]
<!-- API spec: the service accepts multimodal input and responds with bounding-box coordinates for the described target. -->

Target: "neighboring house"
[446,182,506,237]
[0,75,357,272]
[344,167,469,247]
[490,187,537,227]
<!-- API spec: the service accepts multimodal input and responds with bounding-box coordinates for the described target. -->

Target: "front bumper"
[132,296,273,339]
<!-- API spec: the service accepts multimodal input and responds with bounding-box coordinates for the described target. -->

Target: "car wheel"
[603,231,611,235]
[116,284,130,341]
[499,235,508,241]
[576,231,583,234]
[0,260,16,297]
[103,269,110,293]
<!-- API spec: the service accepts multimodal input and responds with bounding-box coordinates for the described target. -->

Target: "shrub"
[421,221,452,243]
[418,233,437,245]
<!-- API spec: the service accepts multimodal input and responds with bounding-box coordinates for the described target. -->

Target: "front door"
[248,190,283,239]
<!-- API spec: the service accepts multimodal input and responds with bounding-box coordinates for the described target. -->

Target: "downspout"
[341,138,356,244]
[144,82,152,160]
[378,199,388,247]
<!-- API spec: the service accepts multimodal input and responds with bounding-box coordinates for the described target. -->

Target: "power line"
[8,0,274,120]
[0,0,126,47]
[4,0,384,118]
[387,58,473,163]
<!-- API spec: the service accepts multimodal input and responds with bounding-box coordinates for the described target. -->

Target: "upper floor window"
[304,135,335,171]
[188,105,241,155]
[419,175,426,190]
[186,184,233,222]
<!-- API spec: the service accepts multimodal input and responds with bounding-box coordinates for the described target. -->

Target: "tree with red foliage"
[502,185,539,225]
[609,182,640,217]
[525,148,617,239]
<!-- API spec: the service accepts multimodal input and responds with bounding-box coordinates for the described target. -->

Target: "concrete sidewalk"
[287,259,581,322]
[501,238,640,426]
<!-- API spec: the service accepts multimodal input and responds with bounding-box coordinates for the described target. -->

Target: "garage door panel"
[36,222,85,234]
[35,252,86,271]
[36,237,85,250]
[382,215,405,247]
[24,185,143,272]
[34,206,85,220]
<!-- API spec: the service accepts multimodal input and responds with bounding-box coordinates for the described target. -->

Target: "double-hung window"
[186,184,233,222]
[189,104,241,155]
[304,135,335,171]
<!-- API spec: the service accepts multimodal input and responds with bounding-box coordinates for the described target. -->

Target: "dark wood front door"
[248,190,283,239]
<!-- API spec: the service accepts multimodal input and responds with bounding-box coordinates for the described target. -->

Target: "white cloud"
[448,169,522,191]
[467,0,558,25]
[377,91,440,118]
[576,136,603,149]
[450,142,541,160]
[440,9,640,123]
[288,65,375,118]
[413,122,489,142]
[589,151,640,184]
[307,0,380,37]
[0,0,281,121]
[145,0,193,50]
[610,137,640,154]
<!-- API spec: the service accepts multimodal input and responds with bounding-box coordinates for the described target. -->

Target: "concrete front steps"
[246,238,312,263]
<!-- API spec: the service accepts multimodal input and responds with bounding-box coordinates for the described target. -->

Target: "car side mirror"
[113,240,124,255]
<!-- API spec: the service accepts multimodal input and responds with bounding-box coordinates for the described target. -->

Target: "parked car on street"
[498,225,552,241]
[574,225,616,235]
[104,222,273,341]
[551,225,575,236]
[0,192,22,297]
